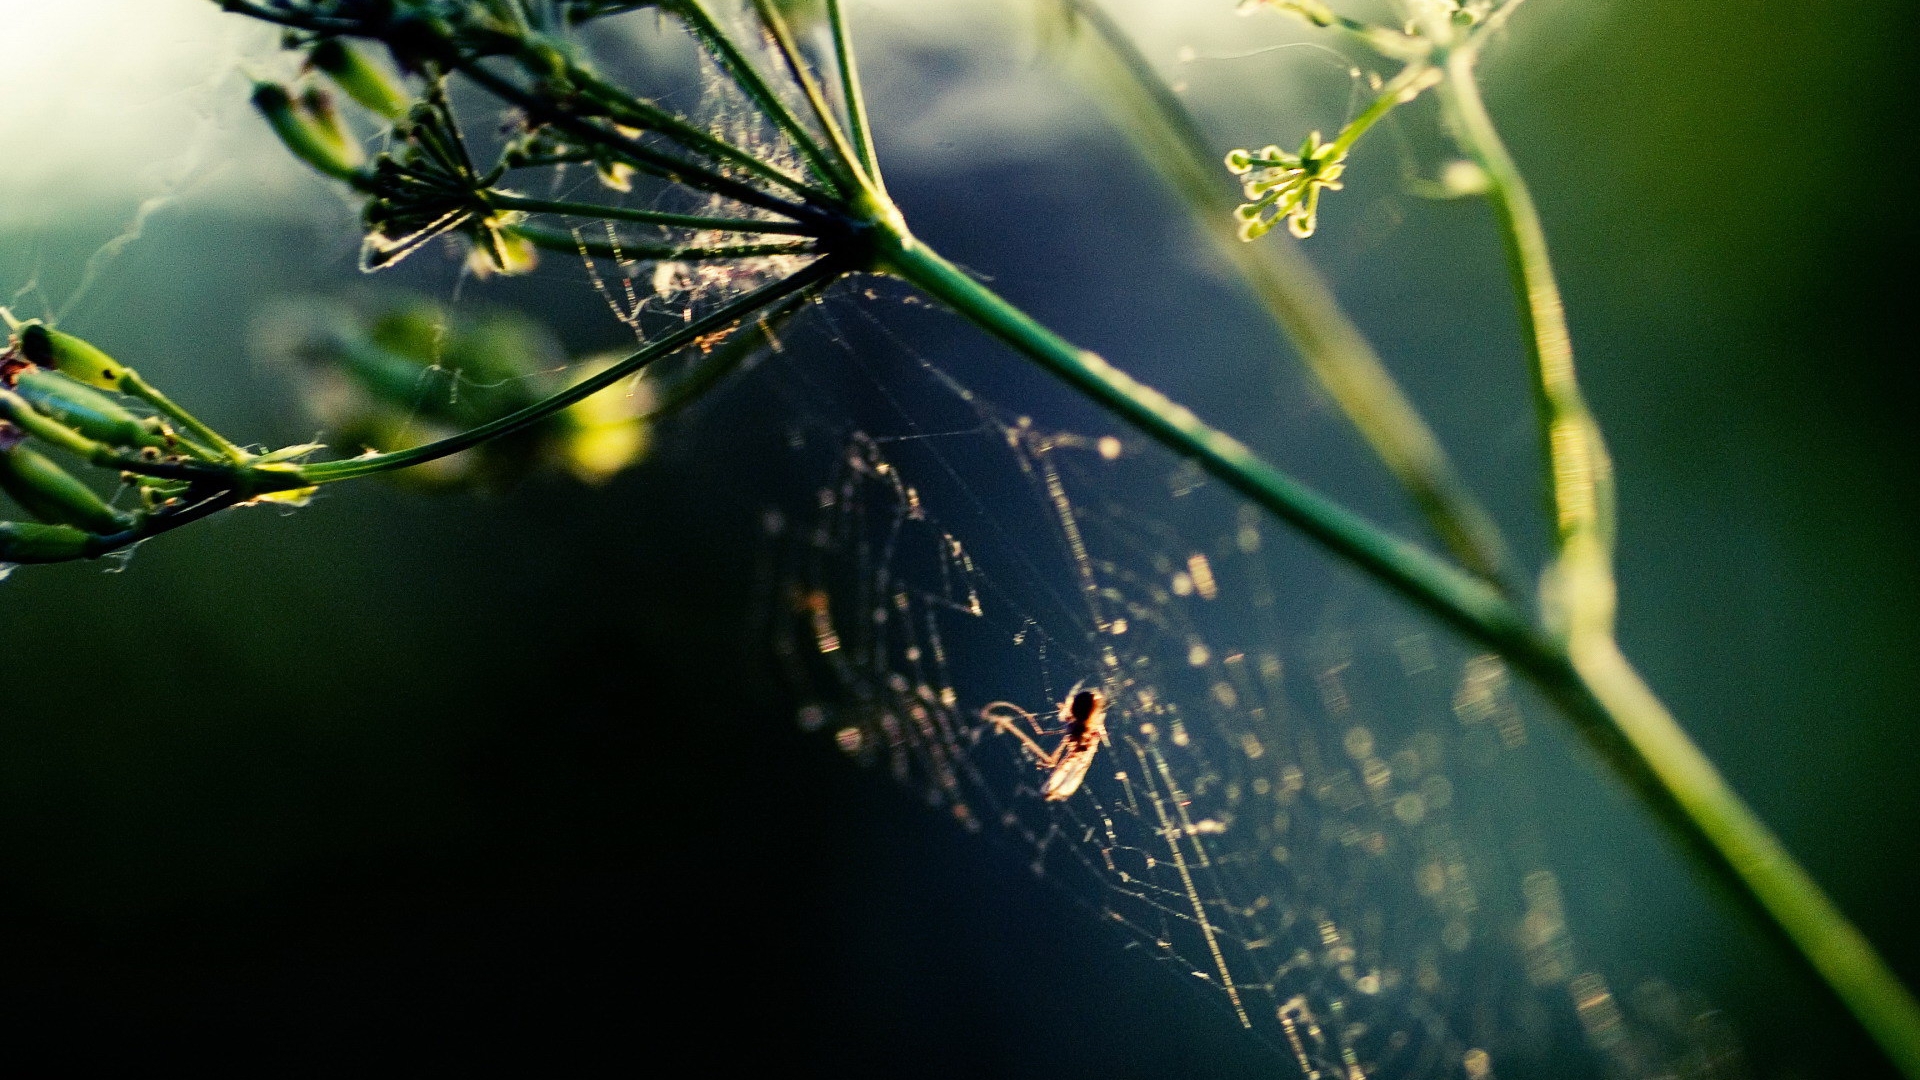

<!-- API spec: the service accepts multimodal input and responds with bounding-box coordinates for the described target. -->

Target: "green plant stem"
[1570,639,1920,1078]
[298,255,840,483]
[1438,46,1920,1076]
[0,388,304,494]
[485,193,818,237]
[642,301,803,425]
[825,0,884,193]
[507,223,816,262]
[455,58,828,228]
[1323,61,1435,161]
[1051,0,1515,591]
[750,0,876,200]
[1474,0,1531,42]
[882,216,1920,1076]
[69,489,248,560]
[669,0,852,195]
[877,228,1533,653]
[118,370,249,464]
[1438,50,1613,623]
[565,66,838,205]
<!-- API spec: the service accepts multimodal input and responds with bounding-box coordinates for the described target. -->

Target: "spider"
[980,684,1109,802]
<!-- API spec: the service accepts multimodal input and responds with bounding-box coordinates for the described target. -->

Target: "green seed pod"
[12,369,164,448]
[17,322,129,391]
[0,520,93,564]
[252,81,362,182]
[309,37,411,120]
[0,442,134,534]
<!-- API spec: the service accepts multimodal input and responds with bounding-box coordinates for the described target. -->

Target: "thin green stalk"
[1439,46,1920,1076]
[1574,639,1920,1078]
[1474,0,1531,42]
[82,489,247,558]
[566,67,839,205]
[1322,61,1437,161]
[876,228,1534,655]
[825,0,884,194]
[1051,0,1516,591]
[643,302,803,425]
[299,255,839,483]
[486,193,820,236]
[505,151,596,169]
[0,388,302,494]
[118,371,248,464]
[750,0,876,198]
[507,222,816,261]
[457,58,830,227]
[1438,49,1613,630]
[214,0,353,32]
[670,0,853,195]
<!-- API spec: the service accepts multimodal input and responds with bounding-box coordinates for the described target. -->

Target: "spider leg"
[979,702,1062,767]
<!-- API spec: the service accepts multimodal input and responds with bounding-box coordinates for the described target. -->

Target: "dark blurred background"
[1,0,1914,1074]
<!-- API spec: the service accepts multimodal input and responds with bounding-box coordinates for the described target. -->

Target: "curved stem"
[1566,639,1920,1079]
[1323,61,1437,162]
[566,65,839,205]
[878,230,1537,657]
[457,59,832,229]
[299,256,840,483]
[82,489,246,559]
[884,216,1920,1076]
[118,370,248,464]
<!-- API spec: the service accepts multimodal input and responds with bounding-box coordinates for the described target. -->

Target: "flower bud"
[17,323,129,391]
[253,81,363,181]
[12,369,165,448]
[299,86,365,171]
[0,441,133,534]
[309,37,411,120]
[0,520,93,564]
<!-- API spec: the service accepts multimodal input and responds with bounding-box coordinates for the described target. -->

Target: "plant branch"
[825,0,884,193]
[750,0,875,198]
[485,193,820,236]
[1438,50,1613,629]
[565,64,838,205]
[668,0,852,195]
[1439,44,1920,1076]
[298,254,840,483]
[876,229,1535,656]
[456,57,830,227]
[507,222,816,261]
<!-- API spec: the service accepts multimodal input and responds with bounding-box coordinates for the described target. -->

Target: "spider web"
[0,4,1754,1072]
[383,17,1756,1068]
[758,281,1746,1080]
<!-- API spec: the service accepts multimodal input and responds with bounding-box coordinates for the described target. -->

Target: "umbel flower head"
[358,95,535,275]
[1225,131,1346,240]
